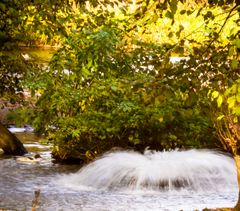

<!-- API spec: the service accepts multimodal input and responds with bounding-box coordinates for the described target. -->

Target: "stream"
[0,129,239,211]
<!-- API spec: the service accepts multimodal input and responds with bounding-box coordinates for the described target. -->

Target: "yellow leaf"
[217,95,223,107]
[227,96,236,109]
[217,115,224,121]
[211,91,219,99]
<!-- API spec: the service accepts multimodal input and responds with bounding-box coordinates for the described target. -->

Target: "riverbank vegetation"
[0,0,239,170]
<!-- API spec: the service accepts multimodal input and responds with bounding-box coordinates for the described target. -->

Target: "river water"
[0,130,239,211]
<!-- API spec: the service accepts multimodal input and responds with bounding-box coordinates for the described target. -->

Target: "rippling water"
[0,130,238,211]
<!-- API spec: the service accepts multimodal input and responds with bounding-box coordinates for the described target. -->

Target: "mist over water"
[56,149,237,193]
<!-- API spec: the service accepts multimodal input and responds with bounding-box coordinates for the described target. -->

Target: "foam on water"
[56,149,237,193]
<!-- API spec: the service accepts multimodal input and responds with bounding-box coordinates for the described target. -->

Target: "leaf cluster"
[2,0,239,162]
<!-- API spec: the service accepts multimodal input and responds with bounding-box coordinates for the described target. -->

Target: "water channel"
[0,129,238,211]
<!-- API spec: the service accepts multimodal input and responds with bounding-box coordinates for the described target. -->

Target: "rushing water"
[0,130,239,211]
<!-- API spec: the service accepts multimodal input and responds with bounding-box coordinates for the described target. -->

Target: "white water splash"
[56,149,237,193]
[8,125,34,133]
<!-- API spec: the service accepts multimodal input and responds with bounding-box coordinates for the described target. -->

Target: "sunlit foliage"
[1,0,239,162]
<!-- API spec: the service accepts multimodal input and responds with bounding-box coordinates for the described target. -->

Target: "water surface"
[0,130,238,211]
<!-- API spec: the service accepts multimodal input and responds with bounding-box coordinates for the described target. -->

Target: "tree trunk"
[234,155,240,210]
[0,122,27,155]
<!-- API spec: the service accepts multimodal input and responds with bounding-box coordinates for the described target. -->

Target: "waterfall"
[56,149,237,193]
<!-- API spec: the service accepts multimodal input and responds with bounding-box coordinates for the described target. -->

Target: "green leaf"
[228,46,235,57]
[233,107,240,116]
[168,32,173,38]
[128,135,133,141]
[133,139,141,145]
[0,3,6,11]
[231,59,239,69]
[186,10,193,15]
[180,10,186,15]
[169,0,178,15]
[233,116,238,123]
[231,84,237,94]
[82,68,90,77]
[204,11,214,21]
[233,38,240,48]
[111,85,118,92]
[236,93,240,103]
[165,10,173,19]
